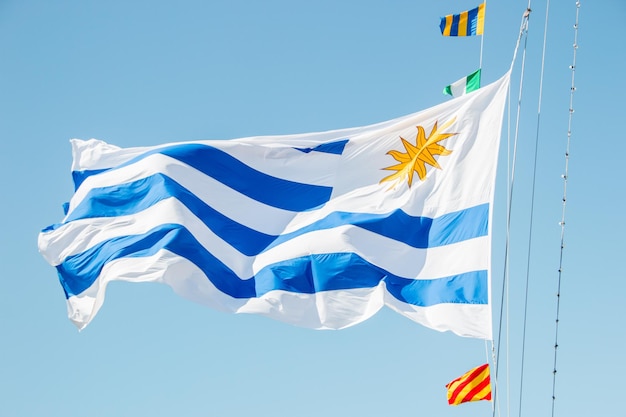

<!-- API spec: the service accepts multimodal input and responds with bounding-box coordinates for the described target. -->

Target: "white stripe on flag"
[444,69,482,98]
[40,197,489,281]
[65,153,298,234]
[448,78,469,97]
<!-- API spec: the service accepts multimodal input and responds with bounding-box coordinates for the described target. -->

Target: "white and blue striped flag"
[38,72,509,339]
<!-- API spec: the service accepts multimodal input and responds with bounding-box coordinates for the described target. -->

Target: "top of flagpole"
[510,8,532,72]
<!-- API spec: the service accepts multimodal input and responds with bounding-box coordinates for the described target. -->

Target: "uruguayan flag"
[38,72,509,339]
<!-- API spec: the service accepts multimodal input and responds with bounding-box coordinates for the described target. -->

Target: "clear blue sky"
[1,1,623,416]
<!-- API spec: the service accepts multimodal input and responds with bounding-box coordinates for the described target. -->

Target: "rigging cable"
[518,0,551,416]
[492,7,531,417]
[552,2,580,416]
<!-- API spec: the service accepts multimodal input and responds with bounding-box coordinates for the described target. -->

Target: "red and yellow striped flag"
[446,363,492,406]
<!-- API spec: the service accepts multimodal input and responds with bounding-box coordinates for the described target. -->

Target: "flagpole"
[480,1,486,69]
[479,25,484,68]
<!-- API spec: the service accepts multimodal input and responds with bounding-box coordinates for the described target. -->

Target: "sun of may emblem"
[380,117,458,188]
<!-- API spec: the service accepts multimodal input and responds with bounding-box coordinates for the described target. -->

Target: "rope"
[492,8,531,417]
[551,2,580,415]
[518,1,551,416]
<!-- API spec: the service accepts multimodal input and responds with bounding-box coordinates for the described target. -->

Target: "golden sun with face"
[380,118,457,188]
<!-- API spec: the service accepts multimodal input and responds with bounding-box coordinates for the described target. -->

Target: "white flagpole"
[480,1,486,69]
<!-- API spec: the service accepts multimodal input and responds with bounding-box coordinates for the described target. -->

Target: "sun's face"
[380,118,458,188]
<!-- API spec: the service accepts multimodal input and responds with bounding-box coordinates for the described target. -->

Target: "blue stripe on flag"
[53,174,276,255]
[439,17,447,35]
[266,204,488,251]
[450,14,460,36]
[72,169,107,190]
[467,6,479,35]
[69,170,331,223]
[47,171,488,254]
[386,271,487,306]
[56,223,488,306]
[57,224,254,298]
[70,143,334,209]
[293,139,349,155]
